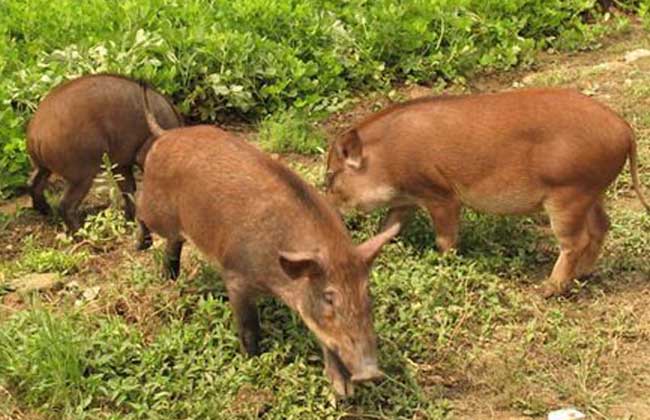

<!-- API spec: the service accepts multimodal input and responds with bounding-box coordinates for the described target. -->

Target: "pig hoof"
[66,222,82,234]
[241,338,261,357]
[33,202,51,216]
[63,214,83,234]
[331,377,355,399]
[244,345,260,357]
[135,236,152,251]
[540,281,565,299]
[164,260,180,280]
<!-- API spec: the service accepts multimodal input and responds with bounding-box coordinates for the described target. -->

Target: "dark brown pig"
[325,88,650,298]
[135,87,399,397]
[26,74,182,231]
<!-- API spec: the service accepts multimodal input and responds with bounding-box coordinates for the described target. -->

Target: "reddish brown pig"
[135,88,398,397]
[26,74,182,231]
[325,88,650,298]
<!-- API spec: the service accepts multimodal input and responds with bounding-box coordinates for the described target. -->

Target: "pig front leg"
[135,219,153,250]
[380,205,415,234]
[323,346,354,398]
[424,199,461,252]
[225,273,261,356]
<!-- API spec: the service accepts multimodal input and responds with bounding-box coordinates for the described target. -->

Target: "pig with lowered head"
[135,86,398,397]
[26,74,182,231]
[326,88,650,298]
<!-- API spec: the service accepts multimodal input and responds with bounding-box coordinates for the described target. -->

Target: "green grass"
[1,0,645,196]
[74,207,133,252]
[0,310,89,413]
[1,8,650,420]
[1,235,89,279]
[258,110,326,155]
[0,228,510,418]
[2,202,646,418]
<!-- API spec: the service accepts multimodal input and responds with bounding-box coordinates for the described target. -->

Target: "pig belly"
[453,179,545,215]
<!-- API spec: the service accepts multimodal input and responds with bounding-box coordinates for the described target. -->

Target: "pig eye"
[323,290,336,306]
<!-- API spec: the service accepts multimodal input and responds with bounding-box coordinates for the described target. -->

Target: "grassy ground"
[1,23,650,420]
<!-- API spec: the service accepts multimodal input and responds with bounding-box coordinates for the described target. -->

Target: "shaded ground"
[1,22,649,420]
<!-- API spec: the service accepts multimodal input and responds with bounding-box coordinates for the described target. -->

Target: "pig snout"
[334,339,383,384]
[350,358,384,383]
[328,341,382,385]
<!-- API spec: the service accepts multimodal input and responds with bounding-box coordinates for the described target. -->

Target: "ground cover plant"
[0,0,645,196]
[1,2,650,419]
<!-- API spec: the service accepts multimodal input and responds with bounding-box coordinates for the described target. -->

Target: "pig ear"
[279,250,325,280]
[336,129,363,170]
[357,222,401,266]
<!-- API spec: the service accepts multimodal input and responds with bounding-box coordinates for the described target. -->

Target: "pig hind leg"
[134,190,153,250]
[164,239,184,280]
[541,193,594,297]
[60,176,95,232]
[576,199,609,277]
[224,272,261,356]
[115,166,136,221]
[135,187,182,272]
[29,167,51,215]
[425,198,461,252]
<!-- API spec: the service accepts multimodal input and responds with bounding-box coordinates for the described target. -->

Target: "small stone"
[2,292,22,308]
[522,74,537,85]
[592,62,618,72]
[548,408,586,420]
[5,244,13,251]
[406,85,431,99]
[624,49,650,63]
[82,286,100,301]
[580,82,599,96]
[65,280,81,290]
[10,273,61,293]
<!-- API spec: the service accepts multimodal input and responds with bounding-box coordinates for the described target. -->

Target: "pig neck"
[237,152,360,306]
[268,204,360,312]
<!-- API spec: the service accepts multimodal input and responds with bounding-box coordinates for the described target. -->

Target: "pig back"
[27,74,181,178]
[141,127,351,278]
[366,88,631,196]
